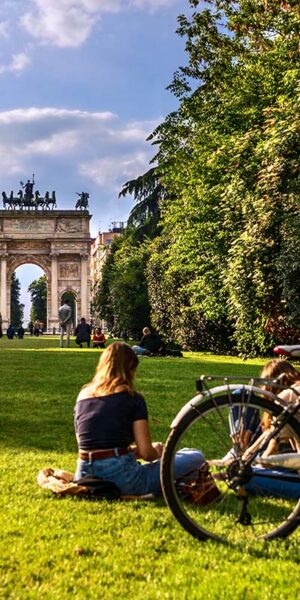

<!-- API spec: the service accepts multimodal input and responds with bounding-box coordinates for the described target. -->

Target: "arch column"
[80,253,89,320]
[47,252,58,332]
[0,254,8,329]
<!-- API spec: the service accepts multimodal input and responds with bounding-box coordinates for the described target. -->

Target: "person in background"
[93,327,106,349]
[58,299,72,348]
[132,327,165,356]
[28,321,34,336]
[74,342,205,495]
[17,324,25,339]
[244,359,300,458]
[6,324,15,339]
[75,317,91,349]
[33,321,40,336]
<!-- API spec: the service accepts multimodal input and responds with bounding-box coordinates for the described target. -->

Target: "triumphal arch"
[0,208,91,331]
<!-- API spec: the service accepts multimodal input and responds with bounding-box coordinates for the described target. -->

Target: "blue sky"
[0,0,190,321]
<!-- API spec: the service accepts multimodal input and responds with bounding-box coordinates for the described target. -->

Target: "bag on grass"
[176,462,221,506]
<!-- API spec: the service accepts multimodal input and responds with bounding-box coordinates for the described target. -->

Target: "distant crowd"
[0,300,182,358]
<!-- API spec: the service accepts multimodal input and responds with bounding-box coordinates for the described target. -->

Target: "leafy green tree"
[93,169,164,337]
[119,167,165,241]
[10,272,24,328]
[109,241,151,338]
[92,241,119,333]
[92,236,151,338]
[146,0,300,355]
[28,275,47,324]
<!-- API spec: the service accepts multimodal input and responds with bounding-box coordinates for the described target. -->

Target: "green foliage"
[119,167,164,240]
[28,275,47,323]
[10,272,24,327]
[146,0,300,356]
[109,241,151,337]
[92,247,116,332]
[93,168,165,337]
[92,236,151,338]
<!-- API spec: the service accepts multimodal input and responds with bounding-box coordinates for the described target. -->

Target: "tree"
[145,0,300,355]
[10,272,24,328]
[92,236,151,338]
[119,167,165,241]
[28,275,47,324]
[92,169,164,337]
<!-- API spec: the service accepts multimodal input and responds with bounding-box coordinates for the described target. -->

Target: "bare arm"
[132,420,163,461]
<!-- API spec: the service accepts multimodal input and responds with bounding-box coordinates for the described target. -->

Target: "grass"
[0,336,299,599]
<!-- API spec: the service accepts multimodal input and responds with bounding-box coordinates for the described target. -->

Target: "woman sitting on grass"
[74,342,204,495]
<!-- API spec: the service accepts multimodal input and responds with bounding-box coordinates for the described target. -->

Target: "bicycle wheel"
[161,386,300,543]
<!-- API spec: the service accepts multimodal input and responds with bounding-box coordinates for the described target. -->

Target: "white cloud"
[0,107,116,124]
[0,20,9,38]
[0,52,31,75]
[80,151,152,187]
[20,0,176,47]
[0,107,155,189]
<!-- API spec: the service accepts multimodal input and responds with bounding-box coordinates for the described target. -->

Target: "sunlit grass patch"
[0,337,299,598]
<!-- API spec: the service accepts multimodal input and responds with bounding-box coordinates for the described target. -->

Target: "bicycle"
[161,376,300,543]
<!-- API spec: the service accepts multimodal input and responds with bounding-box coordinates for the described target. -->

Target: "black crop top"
[74,391,148,450]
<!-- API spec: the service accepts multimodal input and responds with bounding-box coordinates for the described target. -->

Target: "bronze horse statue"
[2,191,21,209]
[43,190,57,209]
[2,187,57,210]
[75,192,89,210]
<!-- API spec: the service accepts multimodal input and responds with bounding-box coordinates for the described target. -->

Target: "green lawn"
[0,336,299,599]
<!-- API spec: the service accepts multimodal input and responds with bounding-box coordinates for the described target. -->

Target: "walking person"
[59,299,72,348]
[17,324,25,339]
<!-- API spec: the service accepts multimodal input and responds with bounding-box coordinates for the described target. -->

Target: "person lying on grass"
[243,359,300,459]
[74,341,204,496]
[240,359,300,499]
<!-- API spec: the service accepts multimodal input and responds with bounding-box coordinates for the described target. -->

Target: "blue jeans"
[245,466,300,500]
[131,345,150,356]
[74,448,204,496]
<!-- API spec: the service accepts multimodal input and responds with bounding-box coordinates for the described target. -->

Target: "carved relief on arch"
[8,240,51,253]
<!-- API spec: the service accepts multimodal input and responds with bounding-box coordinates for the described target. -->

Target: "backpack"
[76,475,121,500]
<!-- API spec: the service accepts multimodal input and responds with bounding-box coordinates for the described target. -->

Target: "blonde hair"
[143,327,151,335]
[84,342,139,397]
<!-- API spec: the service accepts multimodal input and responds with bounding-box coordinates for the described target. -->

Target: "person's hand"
[128,444,140,458]
[152,442,164,459]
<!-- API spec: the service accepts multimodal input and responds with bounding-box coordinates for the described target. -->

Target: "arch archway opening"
[13,264,47,331]
[61,291,77,328]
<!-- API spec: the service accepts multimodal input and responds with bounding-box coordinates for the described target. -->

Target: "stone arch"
[0,210,91,331]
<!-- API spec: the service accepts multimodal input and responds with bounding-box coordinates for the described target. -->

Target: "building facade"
[90,222,125,327]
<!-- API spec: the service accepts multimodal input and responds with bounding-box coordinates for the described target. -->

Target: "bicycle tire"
[161,388,300,543]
